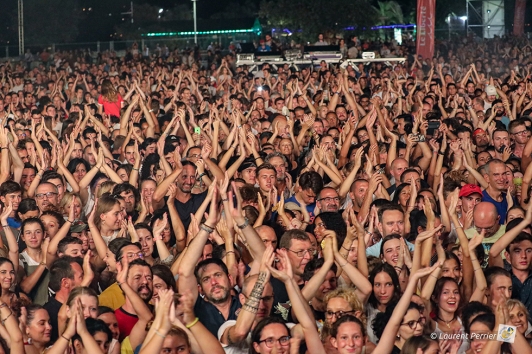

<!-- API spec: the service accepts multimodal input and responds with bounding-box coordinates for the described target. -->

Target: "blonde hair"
[97,181,117,199]
[507,299,530,319]
[321,287,367,339]
[59,192,81,215]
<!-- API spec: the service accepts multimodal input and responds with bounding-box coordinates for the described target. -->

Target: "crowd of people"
[0,33,530,354]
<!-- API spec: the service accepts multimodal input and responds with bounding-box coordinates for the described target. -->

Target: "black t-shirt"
[194,295,241,336]
[166,190,208,231]
[43,297,63,344]
[270,277,305,323]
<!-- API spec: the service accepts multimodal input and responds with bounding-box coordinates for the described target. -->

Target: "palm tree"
[375,1,405,25]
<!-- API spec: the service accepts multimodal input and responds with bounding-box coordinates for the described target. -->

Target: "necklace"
[436,315,456,329]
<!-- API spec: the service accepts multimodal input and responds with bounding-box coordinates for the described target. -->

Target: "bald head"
[255,225,278,249]
[473,202,500,237]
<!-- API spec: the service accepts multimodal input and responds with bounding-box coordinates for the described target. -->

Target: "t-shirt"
[168,190,208,231]
[284,196,317,223]
[115,307,138,341]
[463,226,506,268]
[481,190,511,224]
[43,297,63,344]
[99,282,125,310]
[98,94,123,118]
[195,295,241,336]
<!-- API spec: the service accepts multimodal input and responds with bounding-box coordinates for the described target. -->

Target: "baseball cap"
[473,128,486,137]
[485,85,497,96]
[70,221,88,233]
[459,184,482,198]
[284,202,301,212]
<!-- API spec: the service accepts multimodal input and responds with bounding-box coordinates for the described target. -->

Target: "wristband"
[185,317,199,329]
[237,218,250,229]
[154,330,166,338]
[438,151,445,156]
[197,173,207,181]
[200,224,214,233]
[66,219,74,224]
[61,334,70,342]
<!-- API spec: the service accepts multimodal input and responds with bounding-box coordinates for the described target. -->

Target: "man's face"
[125,146,136,165]
[285,239,314,276]
[62,243,84,258]
[488,275,512,309]
[268,156,286,181]
[474,132,489,148]
[350,180,369,208]
[299,188,317,205]
[21,168,36,190]
[240,280,274,322]
[127,264,153,301]
[199,263,231,304]
[70,262,84,287]
[18,148,29,163]
[35,184,59,211]
[186,147,202,164]
[313,121,324,135]
[47,178,65,202]
[401,171,421,190]
[120,190,136,213]
[492,131,509,151]
[317,189,340,212]
[83,147,96,166]
[461,193,482,213]
[257,168,275,193]
[391,160,408,181]
[378,209,405,236]
[176,165,196,194]
[506,240,532,271]
[239,167,256,185]
[511,124,530,145]
[484,162,507,192]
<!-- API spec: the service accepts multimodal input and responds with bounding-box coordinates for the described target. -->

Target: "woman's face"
[252,323,290,354]
[313,217,327,242]
[509,306,528,334]
[27,309,52,344]
[104,249,117,272]
[22,222,44,249]
[74,163,87,182]
[160,334,191,354]
[101,204,123,231]
[40,215,60,239]
[373,272,395,306]
[68,294,98,320]
[330,321,365,354]
[0,262,15,290]
[397,308,424,341]
[398,186,411,208]
[279,139,293,156]
[381,238,401,266]
[152,275,170,302]
[325,297,353,326]
[469,321,491,352]
[436,281,460,313]
[91,331,111,354]
[66,198,82,220]
[507,208,525,222]
[161,222,172,244]
[441,258,461,281]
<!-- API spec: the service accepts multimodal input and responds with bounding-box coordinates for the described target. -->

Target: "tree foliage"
[259,0,378,39]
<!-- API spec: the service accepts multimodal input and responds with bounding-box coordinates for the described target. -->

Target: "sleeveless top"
[19,251,49,305]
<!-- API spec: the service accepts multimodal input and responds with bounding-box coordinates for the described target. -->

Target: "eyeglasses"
[513,130,529,136]
[287,249,317,258]
[35,192,58,200]
[118,252,144,262]
[401,317,425,329]
[258,336,291,348]
[474,222,497,233]
[325,310,355,319]
[317,197,340,203]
